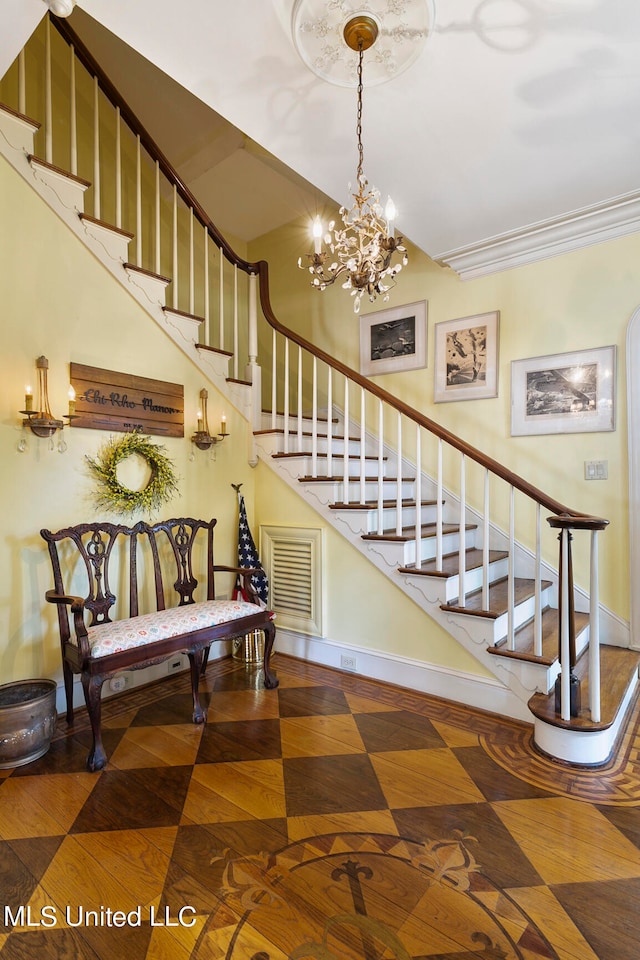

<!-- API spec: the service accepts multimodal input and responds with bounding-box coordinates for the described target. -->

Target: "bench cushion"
[87,599,269,658]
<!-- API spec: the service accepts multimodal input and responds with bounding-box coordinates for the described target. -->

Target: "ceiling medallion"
[292,0,434,87]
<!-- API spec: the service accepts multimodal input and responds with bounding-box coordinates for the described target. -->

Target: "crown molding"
[435,189,640,280]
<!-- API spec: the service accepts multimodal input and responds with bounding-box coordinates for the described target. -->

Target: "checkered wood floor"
[1,654,639,959]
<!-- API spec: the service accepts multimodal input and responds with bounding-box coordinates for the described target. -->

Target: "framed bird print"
[360,301,427,376]
[510,345,616,436]
[434,311,499,402]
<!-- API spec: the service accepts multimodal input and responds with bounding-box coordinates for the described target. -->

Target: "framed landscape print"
[359,300,427,376]
[510,345,616,436]
[434,311,499,402]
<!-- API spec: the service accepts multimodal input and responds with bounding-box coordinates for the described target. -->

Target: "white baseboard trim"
[273,628,533,724]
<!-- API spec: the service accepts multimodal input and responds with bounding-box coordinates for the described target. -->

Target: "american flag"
[233,489,269,607]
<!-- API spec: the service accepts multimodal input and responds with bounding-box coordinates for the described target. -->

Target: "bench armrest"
[45,590,91,659]
[213,565,265,605]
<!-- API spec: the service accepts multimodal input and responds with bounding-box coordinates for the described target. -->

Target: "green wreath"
[86,432,179,515]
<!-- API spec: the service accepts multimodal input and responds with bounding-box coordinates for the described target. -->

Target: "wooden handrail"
[51,16,255,275]
[51,16,605,530]
[255,260,597,521]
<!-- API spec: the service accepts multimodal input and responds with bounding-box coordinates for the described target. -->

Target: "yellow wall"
[0,156,255,686]
[250,214,640,626]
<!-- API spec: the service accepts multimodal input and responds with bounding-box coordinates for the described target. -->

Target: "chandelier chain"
[356,45,364,184]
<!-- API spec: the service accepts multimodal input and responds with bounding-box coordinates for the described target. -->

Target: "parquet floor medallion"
[194,832,557,960]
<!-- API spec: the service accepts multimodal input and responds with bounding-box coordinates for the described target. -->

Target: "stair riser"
[450,585,554,643]
[366,503,439,532]
[440,557,511,602]
[366,529,477,567]
[280,437,366,457]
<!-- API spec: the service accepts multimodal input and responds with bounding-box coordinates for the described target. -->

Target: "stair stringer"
[255,432,553,723]
[0,104,252,423]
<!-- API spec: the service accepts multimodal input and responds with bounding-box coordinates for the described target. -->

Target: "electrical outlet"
[167,656,185,674]
[110,674,128,693]
[340,654,357,671]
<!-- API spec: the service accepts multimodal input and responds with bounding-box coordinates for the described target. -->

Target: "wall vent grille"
[260,525,323,635]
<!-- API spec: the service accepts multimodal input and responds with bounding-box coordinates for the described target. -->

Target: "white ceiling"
[4,0,640,266]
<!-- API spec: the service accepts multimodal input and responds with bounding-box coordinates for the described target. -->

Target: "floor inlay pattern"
[1,653,639,959]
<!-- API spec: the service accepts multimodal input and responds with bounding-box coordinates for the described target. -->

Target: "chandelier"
[298,14,408,313]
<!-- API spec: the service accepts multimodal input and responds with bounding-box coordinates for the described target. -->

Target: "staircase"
[1,12,638,767]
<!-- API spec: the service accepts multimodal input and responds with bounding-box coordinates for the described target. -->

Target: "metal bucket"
[232,629,264,664]
[0,679,57,769]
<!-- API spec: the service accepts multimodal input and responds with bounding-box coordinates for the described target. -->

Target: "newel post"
[547,514,609,723]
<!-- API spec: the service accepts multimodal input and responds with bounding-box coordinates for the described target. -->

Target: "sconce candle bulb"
[68,385,76,417]
[191,389,229,451]
[24,386,33,412]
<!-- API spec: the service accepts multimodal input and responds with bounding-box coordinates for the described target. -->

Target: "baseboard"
[273,627,533,724]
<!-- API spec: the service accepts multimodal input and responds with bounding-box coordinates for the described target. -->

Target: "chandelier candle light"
[298,14,408,313]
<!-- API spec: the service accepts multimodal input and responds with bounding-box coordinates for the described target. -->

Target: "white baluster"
[93,76,100,219]
[155,162,161,275]
[436,439,443,571]
[326,366,333,478]
[233,265,239,380]
[534,504,542,657]
[115,107,122,229]
[343,379,350,504]
[271,329,277,432]
[136,135,142,266]
[507,485,515,649]
[377,400,384,536]
[203,226,210,344]
[360,388,366,505]
[312,356,318,477]
[589,529,601,723]
[45,18,52,165]
[415,423,422,568]
[188,207,194,315]
[395,412,402,534]
[219,250,224,351]
[297,346,303,453]
[69,47,77,176]
[172,185,178,308]
[482,469,490,610]
[18,49,25,115]
[283,338,290,456]
[458,455,466,607]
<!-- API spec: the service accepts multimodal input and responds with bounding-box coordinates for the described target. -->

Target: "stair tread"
[299,475,413,483]
[331,499,437,511]
[363,522,476,543]
[274,452,386,461]
[441,576,552,619]
[399,548,509,577]
[488,608,589,665]
[528,646,640,731]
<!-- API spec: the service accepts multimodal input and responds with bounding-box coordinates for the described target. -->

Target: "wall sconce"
[20,355,75,438]
[191,388,228,451]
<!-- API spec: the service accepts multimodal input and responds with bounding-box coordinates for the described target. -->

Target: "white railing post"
[93,76,100,219]
[69,46,77,176]
[395,412,402,534]
[312,356,318,476]
[203,226,210,344]
[172,185,178,308]
[507,486,515,649]
[343,378,350,504]
[219,250,225,350]
[482,469,490,610]
[246,273,261,433]
[436,439,443,571]
[283,338,290,456]
[136,135,142,266]
[270,329,277,432]
[233,264,239,380]
[415,423,422,568]
[359,388,367,505]
[458,455,466,606]
[534,503,543,657]
[326,367,333,478]
[45,17,53,165]
[18,49,26,115]
[115,107,122,228]
[188,207,194,315]
[297,346,303,453]
[377,400,384,536]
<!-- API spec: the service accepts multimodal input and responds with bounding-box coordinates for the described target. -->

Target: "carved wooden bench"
[41,517,278,771]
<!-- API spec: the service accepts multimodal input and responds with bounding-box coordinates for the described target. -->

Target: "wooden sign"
[70,363,184,437]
